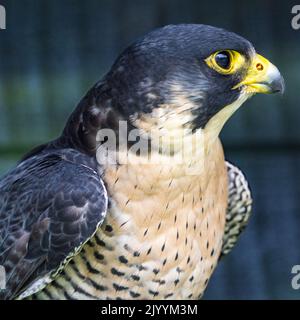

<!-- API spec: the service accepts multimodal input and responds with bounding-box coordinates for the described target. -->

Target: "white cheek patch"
[203,92,251,145]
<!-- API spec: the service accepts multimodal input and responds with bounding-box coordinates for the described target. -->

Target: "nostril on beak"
[256,63,264,71]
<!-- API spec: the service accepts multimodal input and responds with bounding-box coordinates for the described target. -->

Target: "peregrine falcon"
[0,24,284,300]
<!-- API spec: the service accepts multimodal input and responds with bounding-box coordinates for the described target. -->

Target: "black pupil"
[215,51,231,69]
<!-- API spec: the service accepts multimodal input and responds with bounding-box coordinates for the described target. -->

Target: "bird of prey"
[0,24,284,300]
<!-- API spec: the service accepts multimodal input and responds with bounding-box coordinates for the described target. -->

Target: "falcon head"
[66,24,284,153]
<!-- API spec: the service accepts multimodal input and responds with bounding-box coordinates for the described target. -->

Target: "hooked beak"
[234,53,285,94]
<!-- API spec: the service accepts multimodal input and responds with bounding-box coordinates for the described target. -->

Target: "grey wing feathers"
[221,161,253,257]
[0,150,107,299]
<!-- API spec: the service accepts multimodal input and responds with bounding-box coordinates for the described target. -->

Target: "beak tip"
[270,75,285,94]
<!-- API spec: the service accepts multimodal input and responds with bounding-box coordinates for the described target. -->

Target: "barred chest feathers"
[35,137,227,300]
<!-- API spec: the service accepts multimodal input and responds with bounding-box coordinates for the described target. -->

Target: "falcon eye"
[205,50,245,75]
[215,51,231,70]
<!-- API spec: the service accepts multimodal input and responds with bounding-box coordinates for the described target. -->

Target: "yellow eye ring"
[205,50,245,75]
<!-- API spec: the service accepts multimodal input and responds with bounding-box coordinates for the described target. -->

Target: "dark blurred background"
[0,0,299,299]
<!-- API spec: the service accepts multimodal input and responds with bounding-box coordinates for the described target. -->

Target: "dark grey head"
[63,24,284,154]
